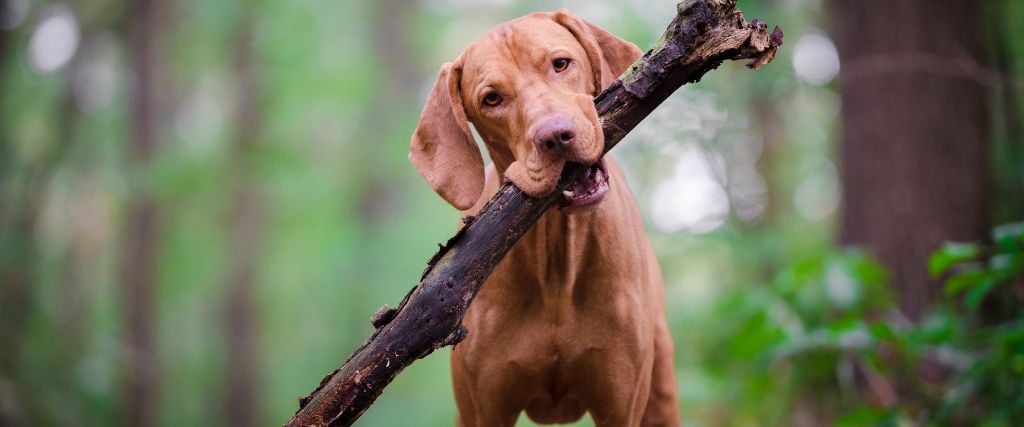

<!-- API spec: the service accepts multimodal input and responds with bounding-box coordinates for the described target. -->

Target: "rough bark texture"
[286,1,782,425]
[829,0,990,320]
[121,0,165,424]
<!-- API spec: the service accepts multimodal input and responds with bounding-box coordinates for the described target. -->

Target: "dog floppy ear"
[553,10,643,94]
[409,61,484,211]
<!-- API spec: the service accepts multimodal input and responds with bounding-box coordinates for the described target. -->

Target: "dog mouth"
[558,159,609,212]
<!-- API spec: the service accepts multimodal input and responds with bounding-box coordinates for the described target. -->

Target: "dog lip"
[558,159,610,213]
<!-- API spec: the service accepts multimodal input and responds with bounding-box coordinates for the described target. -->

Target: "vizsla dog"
[410,10,680,427]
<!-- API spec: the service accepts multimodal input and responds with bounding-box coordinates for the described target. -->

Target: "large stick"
[287,1,782,425]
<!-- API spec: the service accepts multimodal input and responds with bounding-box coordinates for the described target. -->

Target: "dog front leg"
[451,349,524,427]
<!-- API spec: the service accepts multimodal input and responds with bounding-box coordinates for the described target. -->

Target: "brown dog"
[410,10,681,427]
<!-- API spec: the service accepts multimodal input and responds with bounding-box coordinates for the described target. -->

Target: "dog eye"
[552,58,571,73]
[482,91,503,107]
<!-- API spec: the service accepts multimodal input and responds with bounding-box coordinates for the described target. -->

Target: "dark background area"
[1,0,1022,425]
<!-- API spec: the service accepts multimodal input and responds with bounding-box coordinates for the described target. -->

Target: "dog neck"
[511,176,618,292]
[480,137,516,174]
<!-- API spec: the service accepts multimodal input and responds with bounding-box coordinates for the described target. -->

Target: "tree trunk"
[222,12,264,427]
[991,0,1024,223]
[120,0,166,424]
[829,0,991,320]
[0,23,32,427]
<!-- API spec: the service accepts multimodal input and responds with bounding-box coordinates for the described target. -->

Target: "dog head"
[410,10,642,210]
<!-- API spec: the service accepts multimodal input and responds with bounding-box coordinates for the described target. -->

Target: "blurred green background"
[1,0,1022,425]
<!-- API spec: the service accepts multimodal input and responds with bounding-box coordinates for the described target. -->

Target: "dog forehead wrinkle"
[509,20,583,68]
[472,15,579,73]
[462,37,518,97]
[464,20,585,103]
[466,68,510,100]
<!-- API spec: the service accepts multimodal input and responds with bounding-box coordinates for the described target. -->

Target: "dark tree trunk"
[991,0,1024,223]
[55,82,85,359]
[371,0,419,104]
[222,12,264,427]
[119,202,159,426]
[829,0,991,320]
[120,0,166,424]
[0,22,32,427]
[1,34,84,427]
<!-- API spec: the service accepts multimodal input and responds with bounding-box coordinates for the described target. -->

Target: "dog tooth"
[563,190,576,197]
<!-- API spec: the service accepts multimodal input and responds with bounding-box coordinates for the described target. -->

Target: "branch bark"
[286,1,782,425]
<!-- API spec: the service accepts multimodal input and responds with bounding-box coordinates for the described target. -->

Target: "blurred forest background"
[1,0,1022,425]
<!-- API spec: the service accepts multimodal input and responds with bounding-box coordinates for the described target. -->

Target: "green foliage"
[929,242,981,279]
[932,222,1024,311]
[687,223,1024,426]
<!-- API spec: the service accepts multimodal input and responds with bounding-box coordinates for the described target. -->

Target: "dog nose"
[532,116,576,152]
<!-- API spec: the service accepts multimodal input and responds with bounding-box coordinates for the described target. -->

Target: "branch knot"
[370,305,397,328]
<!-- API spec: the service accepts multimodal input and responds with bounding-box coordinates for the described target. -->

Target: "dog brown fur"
[410,10,681,426]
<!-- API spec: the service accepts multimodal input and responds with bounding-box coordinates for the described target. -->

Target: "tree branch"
[286,1,782,425]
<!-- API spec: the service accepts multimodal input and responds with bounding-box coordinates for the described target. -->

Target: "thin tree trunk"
[54,79,85,360]
[0,41,82,427]
[344,0,423,352]
[222,12,264,427]
[829,0,991,320]
[0,22,33,425]
[991,0,1024,223]
[120,0,166,424]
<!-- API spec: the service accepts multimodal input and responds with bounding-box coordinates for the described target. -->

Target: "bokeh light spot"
[27,5,80,74]
[793,157,840,221]
[792,31,839,86]
[649,144,730,234]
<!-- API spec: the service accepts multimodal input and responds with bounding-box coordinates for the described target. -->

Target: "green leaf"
[1012,354,1024,374]
[929,242,981,278]
[835,407,896,427]
[868,322,898,344]
[966,278,998,311]
[944,269,987,296]
[844,251,888,285]
[992,221,1024,251]
[989,253,1024,281]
